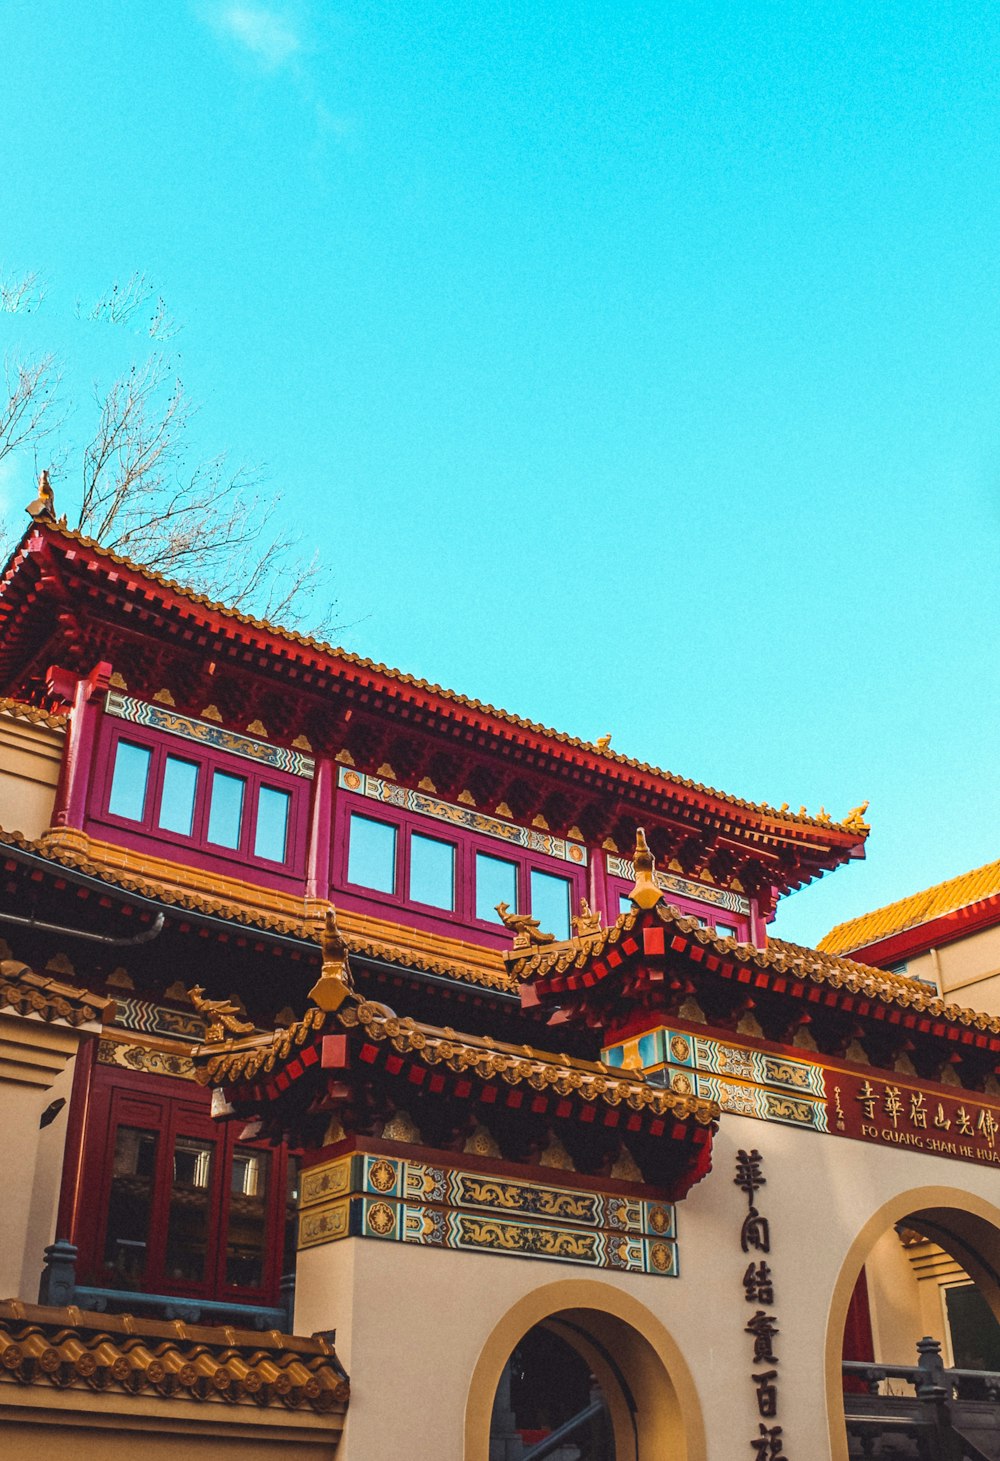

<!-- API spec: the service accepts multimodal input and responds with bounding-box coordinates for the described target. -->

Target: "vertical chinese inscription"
[735,1149,789,1459]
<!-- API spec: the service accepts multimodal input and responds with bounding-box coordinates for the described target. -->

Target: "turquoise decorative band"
[605,855,749,914]
[338,768,588,866]
[299,1150,677,1277]
[104,692,315,778]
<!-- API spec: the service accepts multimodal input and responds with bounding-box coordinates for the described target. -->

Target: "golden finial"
[309,906,353,1011]
[842,800,870,833]
[595,733,613,753]
[816,806,832,825]
[778,803,789,813]
[26,469,56,522]
[627,827,663,910]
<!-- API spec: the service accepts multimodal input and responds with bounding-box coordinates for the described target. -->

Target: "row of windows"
[100,730,748,942]
[107,739,293,865]
[346,812,577,940]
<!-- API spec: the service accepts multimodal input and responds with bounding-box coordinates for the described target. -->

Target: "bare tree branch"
[0,270,46,315]
[1,273,338,635]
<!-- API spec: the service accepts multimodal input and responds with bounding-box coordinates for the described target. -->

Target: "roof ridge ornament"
[495,900,554,949]
[842,800,870,833]
[628,827,664,910]
[309,906,354,1012]
[26,469,56,522]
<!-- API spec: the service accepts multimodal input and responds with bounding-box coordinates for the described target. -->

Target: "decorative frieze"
[338,768,587,866]
[603,1026,827,1134]
[606,856,749,915]
[105,692,315,778]
[96,1036,199,1081]
[299,1148,676,1277]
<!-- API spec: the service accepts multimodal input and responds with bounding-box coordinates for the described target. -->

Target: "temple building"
[1,485,1000,1459]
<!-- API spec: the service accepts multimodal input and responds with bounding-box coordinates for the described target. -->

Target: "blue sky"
[3,2,1000,946]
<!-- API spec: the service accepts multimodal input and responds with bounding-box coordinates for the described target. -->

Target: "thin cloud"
[214,4,302,71]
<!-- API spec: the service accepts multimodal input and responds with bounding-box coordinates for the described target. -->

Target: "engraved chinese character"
[978,1109,999,1148]
[735,1149,766,1204]
[883,1086,903,1127]
[934,1102,951,1131]
[746,1311,780,1364]
[856,1080,878,1121]
[909,1092,927,1129]
[741,1208,771,1254]
[743,1261,775,1306]
[750,1421,784,1457]
[956,1106,974,1137]
[751,1371,778,1419]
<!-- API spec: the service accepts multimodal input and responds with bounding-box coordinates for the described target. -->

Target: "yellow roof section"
[819,856,1000,956]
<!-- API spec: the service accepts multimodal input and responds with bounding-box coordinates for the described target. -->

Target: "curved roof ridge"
[12,521,867,838]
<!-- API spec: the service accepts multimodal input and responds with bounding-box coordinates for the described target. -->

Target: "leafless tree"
[0,270,337,633]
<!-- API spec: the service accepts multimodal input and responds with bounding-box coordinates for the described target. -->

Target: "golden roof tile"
[818,856,1000,956]
[0,960,112,1027]
[0,1300,349,1412]
[0,696,67,730]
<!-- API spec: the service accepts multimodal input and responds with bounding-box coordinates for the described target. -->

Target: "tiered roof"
[0,515,869,897]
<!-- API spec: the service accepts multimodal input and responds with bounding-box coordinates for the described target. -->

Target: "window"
[410,833,455,910]
[99,726,305,873]
[108,741,152,822]
[80,1073,296,1308]
[476,853,518,924]
[254,786,291,862]
[337,796,588,940]
[348,815,397,893]
[103,1126,158,1287]
[158,756,199,836]
[207,771,246,849]
[530,868,572,941]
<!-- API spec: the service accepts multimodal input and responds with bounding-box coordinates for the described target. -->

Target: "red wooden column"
[306,755,335,900]
[47,661,112,831]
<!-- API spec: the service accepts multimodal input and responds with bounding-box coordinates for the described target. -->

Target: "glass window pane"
[530,869,572,941]
[158,756,199,836]
[347,814,397,893]
[226,1146,271,1288]
[254,785,291,862]
[165,1136,214,1284]
[476,853,518,924]
[715,922,737,941]
[410,833,455,909]
[207,770,245,849]
[108,741,152,822]
[103,1126,158,1287]
[619,894,634,916]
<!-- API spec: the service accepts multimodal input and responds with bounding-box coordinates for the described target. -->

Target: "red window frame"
[332,796,587,940]
[88,716,310,881]
[74,1065,291,1308]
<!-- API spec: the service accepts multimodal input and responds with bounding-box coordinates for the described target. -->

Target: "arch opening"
[466,1282,705,1461]
[828,1189,1000,1461]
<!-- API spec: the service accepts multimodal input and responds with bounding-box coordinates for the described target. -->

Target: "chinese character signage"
[828,1069,1000,1168]
[735,1150,789,1459]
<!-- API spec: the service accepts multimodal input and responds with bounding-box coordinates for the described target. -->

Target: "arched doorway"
[827,1188,1000,1461]
[490,1321,616,1460]
[466,1280,705,1461]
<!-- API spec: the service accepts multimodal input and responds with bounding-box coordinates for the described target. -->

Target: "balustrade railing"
[843,1337,1000,1461]
[37,1239,296,1332]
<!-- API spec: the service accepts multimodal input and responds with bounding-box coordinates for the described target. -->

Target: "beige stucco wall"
[293,1119,1000,1461]
[904,925,1000,1017]
[0,1016,87,1302]
[0,713,62,839]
